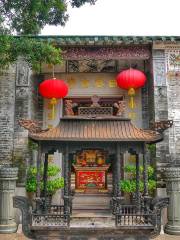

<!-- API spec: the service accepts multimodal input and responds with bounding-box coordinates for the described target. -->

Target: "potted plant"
[25,164,64,205]
[120,164,156,202]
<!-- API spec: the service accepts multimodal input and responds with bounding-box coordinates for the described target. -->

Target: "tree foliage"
[0,0,96,34]
[0,36,62,70]
[0,0,97,69]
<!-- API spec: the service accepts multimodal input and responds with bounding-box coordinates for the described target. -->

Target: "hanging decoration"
[116,68,146,109]
[39,78,68,119]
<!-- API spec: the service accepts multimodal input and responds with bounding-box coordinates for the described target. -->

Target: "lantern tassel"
[128,88,136,109]
[50,97,57,120]
[129,96,134,109]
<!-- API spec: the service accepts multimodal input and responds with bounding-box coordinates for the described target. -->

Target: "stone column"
[115,144,122,198]
[0,166,18,233]
[164,167,180,235]
[63,144,70,218]
[135,153,141,208]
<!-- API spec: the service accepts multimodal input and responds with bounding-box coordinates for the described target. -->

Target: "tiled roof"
[29,118,162,143]
[31,35,180,46]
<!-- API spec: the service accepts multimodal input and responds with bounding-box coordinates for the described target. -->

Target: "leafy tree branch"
[0,1,97,69]
[0,0,97,34]
[0,36,62,70]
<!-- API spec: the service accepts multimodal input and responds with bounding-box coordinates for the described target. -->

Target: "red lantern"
[39,78,68,119]
[116,68,146,109]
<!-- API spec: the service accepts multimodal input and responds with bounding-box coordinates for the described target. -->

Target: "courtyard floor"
[0,233,179,240]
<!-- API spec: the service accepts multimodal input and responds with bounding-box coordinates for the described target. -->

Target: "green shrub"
[120,164,156,194]
[25,164,64,195]
[27,164,61,177]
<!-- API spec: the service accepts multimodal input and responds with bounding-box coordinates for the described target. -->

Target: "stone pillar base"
[165,224,180,235]
[0,166,18,234]
[164,166,180,236]
[0,223,17,234]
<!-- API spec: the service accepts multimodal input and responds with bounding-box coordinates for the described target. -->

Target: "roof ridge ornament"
[19,119,48,134]
[150,120,173,133]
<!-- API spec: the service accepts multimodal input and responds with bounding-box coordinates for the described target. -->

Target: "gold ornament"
[81,79,89,88]
[109,79,117,88]
[67,77,76,88]
[128,88,136,109]
[47,103,53,110]
[95,78,104,88]
[47,111,57,120]
[50,97,57,119]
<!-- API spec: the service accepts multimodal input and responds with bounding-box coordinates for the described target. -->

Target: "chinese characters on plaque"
[65,77,118,89]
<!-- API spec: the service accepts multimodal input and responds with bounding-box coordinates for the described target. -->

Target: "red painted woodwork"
[77,171,105,189]
[73,164,110,192]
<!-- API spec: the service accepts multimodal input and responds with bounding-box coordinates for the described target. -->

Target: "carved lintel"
[63,46,151,60]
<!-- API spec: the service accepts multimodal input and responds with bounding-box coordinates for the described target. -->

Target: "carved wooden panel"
[78,106,113,117]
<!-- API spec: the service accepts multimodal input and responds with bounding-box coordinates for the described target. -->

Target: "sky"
[41,0,180,36]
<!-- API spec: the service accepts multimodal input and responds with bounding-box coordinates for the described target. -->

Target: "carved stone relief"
[68,59,116,73]
[167,51,180,71]
[153,50,169,164]
[16,87,29,98]
[16,61,30,86]
[63,46,151,60]
[153,50,166,86]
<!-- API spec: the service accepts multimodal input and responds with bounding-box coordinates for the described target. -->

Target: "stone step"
[72,193,111,203]
[72,193,111,210]
[72,209,113,218]
[73,204,110,210]
[71,219,114,226]
[73,194,111,203]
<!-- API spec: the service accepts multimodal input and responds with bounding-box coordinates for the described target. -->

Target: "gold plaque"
[95,78,104,88]
[109,79,117,88]
[81,79,90,88]
[67,77,76,88]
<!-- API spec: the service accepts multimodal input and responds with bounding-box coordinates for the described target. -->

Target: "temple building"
[0,36,180,238]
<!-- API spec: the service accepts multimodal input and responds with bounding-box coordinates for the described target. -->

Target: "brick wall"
[165,49,180,164]
[13,60,43,182]
[152,46,180,169]
[152,50,170,167]
[0,60,43,182]
[0,66,16,164]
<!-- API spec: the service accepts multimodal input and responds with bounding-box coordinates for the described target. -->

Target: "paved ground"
[0,233,180,240]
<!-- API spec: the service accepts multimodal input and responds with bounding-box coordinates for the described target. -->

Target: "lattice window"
[78,107,113,116]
